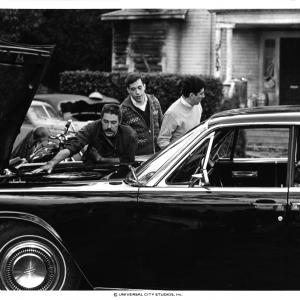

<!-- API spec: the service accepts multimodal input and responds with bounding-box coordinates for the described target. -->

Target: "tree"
[0,10,45,41]
[0,9,115,89]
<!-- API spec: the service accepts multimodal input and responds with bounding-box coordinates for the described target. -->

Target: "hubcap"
[0,237,66,290]
[12,253,47,288]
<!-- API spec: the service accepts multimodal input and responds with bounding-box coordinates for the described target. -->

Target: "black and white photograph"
[1,1,300,298]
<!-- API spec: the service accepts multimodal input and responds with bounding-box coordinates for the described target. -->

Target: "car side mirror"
[189,169,209,187]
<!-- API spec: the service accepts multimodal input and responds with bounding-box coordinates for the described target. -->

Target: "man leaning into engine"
[32,104,137,174]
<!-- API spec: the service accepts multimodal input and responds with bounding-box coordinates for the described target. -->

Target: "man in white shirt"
[158,76,206,149]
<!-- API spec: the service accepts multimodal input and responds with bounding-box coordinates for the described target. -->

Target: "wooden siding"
[163,22,181,73]
[221,29,260,97]
[232,30,260,97]
[110,10,212,74]
[129,21,167,72]
[112,22,130,72]
[177,9,212,74]
[112,20,168,72]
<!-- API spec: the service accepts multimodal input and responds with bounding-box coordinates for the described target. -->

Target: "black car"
[2,39,300,291]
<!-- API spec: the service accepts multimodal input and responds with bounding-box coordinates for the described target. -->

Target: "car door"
[136,125,290,290]
[283,125,300,289]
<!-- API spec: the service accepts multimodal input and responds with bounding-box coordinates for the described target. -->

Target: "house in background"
[101,9,300,107]
[101,10,213,74]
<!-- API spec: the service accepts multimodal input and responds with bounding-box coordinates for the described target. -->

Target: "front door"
[136,126,290,289]
[280,38,300,105]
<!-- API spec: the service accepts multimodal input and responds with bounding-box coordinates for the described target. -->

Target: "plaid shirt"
[121,94,163,155]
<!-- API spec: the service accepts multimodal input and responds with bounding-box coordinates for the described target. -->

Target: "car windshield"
[28,104,63,122]
[45,105,62,120]
[127,122,208,186]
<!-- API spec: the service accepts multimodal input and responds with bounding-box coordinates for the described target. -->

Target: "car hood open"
[0,39,54,173]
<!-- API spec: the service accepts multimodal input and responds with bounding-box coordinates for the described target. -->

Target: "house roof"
[101,9,188,21]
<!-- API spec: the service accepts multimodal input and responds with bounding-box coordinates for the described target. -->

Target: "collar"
[180,96,192,108]
[122,94,153,111]
[130,95,148,111]
[100,126,119,148]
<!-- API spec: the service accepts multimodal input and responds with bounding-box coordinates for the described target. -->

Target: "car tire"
[0,221,81,290]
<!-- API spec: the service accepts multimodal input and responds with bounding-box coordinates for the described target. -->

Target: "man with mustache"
[33,104,137,174]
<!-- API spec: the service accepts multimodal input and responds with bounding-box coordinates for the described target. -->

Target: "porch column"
[224,23,235,84]
[214,26,222,78]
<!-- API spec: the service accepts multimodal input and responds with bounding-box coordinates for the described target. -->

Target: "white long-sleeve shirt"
[157,97,202,149]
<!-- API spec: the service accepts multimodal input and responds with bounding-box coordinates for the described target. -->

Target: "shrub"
[59,71,223,120]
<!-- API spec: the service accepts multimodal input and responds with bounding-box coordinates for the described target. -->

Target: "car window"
[28,105,49,121]
[166,129,234,185]
[166,126,290,188]
[209,128,235,161]
[44,105,62,120]
[234,127,289,158]
[28,104,63,122]
[166,136,211,185]
[134,122,208,185]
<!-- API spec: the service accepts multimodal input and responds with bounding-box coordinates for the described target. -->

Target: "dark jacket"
[121,94,163,155]
[64,120,137,163]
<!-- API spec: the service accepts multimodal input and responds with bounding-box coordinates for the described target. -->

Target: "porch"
[213,9,300,106]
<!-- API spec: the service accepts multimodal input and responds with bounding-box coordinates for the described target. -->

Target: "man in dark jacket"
[121,73,163,155]
[33,104,137,174]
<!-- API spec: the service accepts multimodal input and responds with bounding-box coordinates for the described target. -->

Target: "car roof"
[34,94,91,109]
[31,100,54,107]
[35,93,90,101]
[34,93,120,110]
[208,105,300,127]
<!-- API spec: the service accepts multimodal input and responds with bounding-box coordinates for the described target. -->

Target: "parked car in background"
[34,92,120,122]
[12,100,87,159]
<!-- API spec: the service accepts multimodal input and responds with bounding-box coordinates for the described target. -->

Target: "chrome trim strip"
[140,186,288,192]
[203,133,215,170]
[231,158,287,163]
[288,187,300,192]
[0,181,136,193]
[210,113,300,124]
[232,170,258,178]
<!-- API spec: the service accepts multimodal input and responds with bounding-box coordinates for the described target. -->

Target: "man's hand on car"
[31,161,55,174]
[31,149,71,174]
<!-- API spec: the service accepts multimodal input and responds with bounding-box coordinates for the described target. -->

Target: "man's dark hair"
[125,72,144,88]
[100,104,122,122]
[33,126,49,141]
[181,76,206,98]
